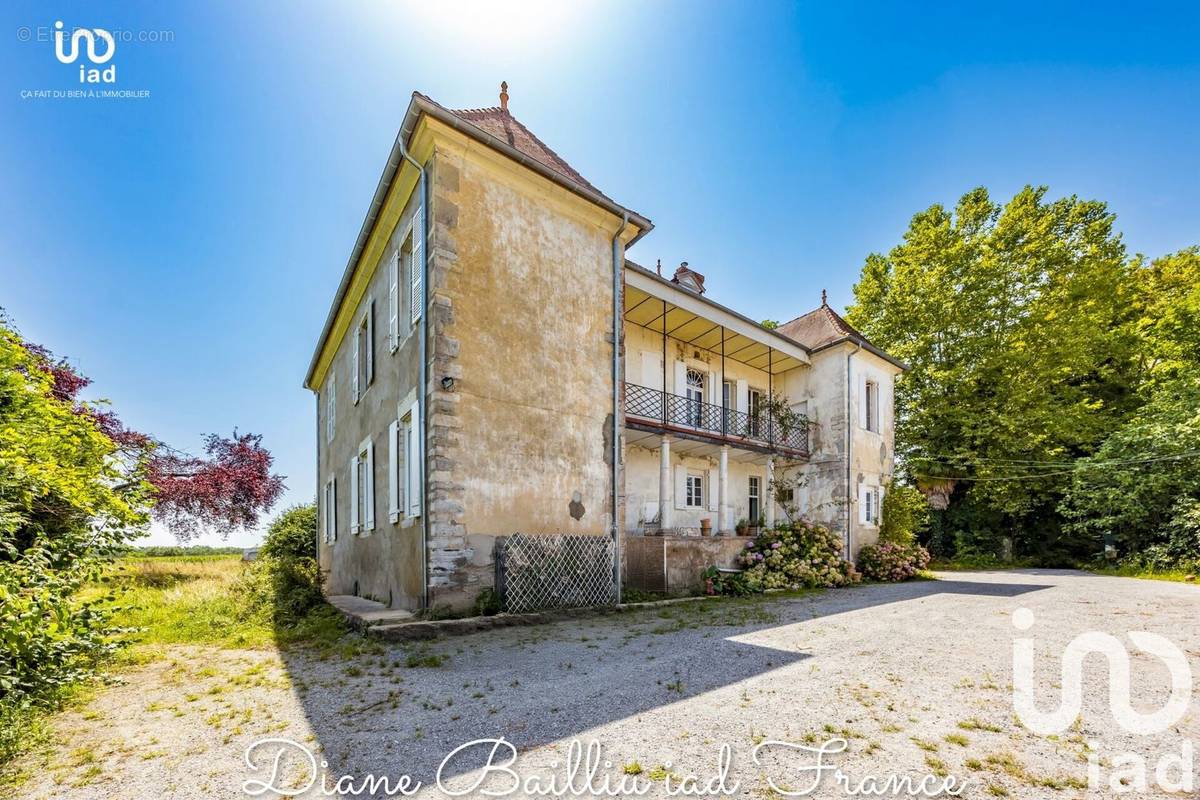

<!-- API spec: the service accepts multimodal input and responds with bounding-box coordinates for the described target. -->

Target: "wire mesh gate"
[495,533,616,613]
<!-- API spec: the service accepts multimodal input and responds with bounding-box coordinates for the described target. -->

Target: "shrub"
[473,587,503,616]
[258,503,317,560]
[737,520,860,591]
[857,541,931,582]
[700,565,752,597]
[237,554,325,628]
[879,483,929,545]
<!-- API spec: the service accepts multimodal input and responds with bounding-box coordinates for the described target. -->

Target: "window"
[387,417,408,523]
[685,368,705,427]
[352,301,374,403]
[408,211,424,326]
[860,485,881,525]
[748,476,761,522]
[387,250,400,351]
[390,400,422,520]
[322,476,337,543]
[686,472,704,508]
[864,380,879,432]
[325,371,336,444]
[350,437,375,534]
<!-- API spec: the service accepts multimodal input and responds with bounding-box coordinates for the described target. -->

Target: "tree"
[0,314,285,756]
[845,186,1140,560]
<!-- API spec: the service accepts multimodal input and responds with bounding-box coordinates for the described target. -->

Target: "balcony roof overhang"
[624,263,810,374]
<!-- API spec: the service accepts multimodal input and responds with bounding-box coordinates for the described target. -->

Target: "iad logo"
[1012,607,1195,794]
[1011,607,1191,736]
[53,21,117,83]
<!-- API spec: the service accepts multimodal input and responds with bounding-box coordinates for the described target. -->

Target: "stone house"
[303,85,905,611]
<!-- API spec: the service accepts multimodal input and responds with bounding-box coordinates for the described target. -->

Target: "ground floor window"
[686,472,704,508]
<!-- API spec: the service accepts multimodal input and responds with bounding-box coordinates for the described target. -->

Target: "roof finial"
[656,258,662,276]
[499,81,509,112]
[821,288,828,306]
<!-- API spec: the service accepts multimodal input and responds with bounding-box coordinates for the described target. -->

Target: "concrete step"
[326,594,416,630]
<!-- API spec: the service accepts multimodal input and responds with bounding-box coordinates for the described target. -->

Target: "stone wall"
[624,534,751,594]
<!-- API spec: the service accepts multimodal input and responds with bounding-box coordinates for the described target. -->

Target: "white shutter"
[349,455,360,532]
[364,440,375,530]
[706,469,718,511]
[640,351,662,391]
[352,332,360,403]
[673,360,687,396]
[707,370,719,406]
[875,486,884,524]
[674,465,686,510]
[365,303,374,387]
[860,379,869,429]
[407,403,422,517]
[409,213,424,326]
[388,251,399,350]
[331,476,337,540]
[387,420,399,522]
[736,379,749,414]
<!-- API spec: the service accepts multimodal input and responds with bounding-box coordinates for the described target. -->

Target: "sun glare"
[405,0,591,52]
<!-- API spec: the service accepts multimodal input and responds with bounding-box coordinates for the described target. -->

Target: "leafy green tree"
[845,186,1140,559]
[259,503,317,560]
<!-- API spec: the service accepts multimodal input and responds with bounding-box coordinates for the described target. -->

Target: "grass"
[99,555,350,654]
[1086,564,1198,584]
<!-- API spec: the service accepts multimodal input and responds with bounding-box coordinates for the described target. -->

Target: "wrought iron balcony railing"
[624,382,810,455]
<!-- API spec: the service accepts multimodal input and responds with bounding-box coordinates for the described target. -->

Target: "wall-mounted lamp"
[441,376,455,391]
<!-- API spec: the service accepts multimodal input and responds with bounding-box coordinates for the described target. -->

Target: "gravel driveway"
[16,570,1200,799]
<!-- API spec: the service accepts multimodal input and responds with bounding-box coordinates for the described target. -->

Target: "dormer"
[670,262,706,294]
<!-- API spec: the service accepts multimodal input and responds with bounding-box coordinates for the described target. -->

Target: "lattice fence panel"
[497,533,616,613]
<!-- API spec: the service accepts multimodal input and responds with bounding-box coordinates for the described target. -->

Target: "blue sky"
[3,2,1198,546]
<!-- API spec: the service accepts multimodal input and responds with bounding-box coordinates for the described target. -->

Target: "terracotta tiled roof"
[414,91,609,201]
[776,302,869,350]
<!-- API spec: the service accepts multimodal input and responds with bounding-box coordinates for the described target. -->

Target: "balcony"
[624,382,810,457]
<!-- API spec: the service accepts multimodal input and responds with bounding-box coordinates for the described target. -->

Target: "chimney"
[499,81,509,112]
[670,261,706,295]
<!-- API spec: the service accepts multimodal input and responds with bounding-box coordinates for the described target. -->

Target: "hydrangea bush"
[737,520,860,592]
[856,541,931,582]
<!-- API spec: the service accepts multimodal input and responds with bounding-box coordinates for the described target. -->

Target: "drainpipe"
[398,137,430,611]
[611,212,628,604]
[844,342,862,560]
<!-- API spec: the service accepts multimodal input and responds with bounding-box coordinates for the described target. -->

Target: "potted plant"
[735,517,749,536]
[700,518,713,536]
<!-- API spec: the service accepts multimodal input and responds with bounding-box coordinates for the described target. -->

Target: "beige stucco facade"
[306,91,903,611]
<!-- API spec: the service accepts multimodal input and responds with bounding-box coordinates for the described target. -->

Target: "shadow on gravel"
[266,573,1051,793]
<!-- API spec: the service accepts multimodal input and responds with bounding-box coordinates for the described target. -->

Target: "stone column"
[765,456,776,528]
[718,445,730,534]
[659,436,672,531]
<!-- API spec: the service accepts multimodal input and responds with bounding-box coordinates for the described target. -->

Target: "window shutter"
[674,465,686,510]
[706,469,718,511]
[408,404,422,517]
[326,374,336,443]
[352,333,360,403]
[736,379,749,414]
[331,476,337,540]
[349,455,360,532]
[364,440,375,530]
[861,379,870,429]
[409,214,424,326]
[387,420,399,521]
[365,303,375,387]
[707,370,719,406]
[672,360,687,396]
[388,251,399,350]
[321,482,328,543]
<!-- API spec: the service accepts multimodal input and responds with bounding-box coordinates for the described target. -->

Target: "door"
[748,388,764,438]
[685,368,705,428]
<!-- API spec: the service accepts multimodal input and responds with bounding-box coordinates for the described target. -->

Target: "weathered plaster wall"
[316,188,424,609]
[847,349,899,556]
[426,138,632,609]
[624,445,770,533]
